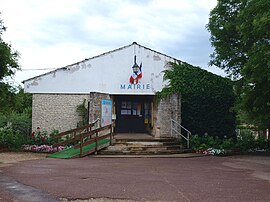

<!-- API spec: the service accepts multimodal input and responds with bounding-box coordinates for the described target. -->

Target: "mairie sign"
[120,83,151,90]
[121,55,151,90]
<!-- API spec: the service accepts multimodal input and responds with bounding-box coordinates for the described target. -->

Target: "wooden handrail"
[52,119,99,139]
[74,133,111,149]
[81,125,112,139]
[52,121,113,158]
[52,135,80,148]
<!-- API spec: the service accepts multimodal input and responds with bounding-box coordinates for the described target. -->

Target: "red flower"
[37,127,41,130]
[31,132,35,136]
[41,137,46,141]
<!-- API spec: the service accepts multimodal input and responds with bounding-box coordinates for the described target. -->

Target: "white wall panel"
[24,43,179,94]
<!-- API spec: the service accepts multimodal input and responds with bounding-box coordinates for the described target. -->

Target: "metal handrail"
[171,119,191,149]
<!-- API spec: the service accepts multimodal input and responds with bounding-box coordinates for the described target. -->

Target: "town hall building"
[23,42,182,138]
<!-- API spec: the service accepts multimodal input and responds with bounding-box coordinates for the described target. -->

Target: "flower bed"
[22,144,65,153]
[195,148,226,156]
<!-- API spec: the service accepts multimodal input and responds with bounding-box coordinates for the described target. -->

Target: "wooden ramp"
[47,120,113,159]
[48,139,110,159]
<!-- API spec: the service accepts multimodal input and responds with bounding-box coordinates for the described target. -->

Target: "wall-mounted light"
[132,56,139,73]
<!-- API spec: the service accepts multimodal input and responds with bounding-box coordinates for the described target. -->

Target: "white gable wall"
[24,44,178,95]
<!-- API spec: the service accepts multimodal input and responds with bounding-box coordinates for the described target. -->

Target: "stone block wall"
[152,93,181,137]
[32,94,89,132]
[32,92,180,137]
[89,92,111,123]
[89,92,112,135]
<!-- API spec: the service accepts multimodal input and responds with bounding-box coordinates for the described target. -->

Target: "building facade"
[24,42,182,138]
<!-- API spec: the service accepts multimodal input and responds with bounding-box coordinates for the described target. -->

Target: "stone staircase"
[98,137,190,155]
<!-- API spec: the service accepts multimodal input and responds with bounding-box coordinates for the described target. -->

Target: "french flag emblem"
[129,56,142,84]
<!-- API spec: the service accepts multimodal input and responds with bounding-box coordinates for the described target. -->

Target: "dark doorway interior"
[114,95,153,133]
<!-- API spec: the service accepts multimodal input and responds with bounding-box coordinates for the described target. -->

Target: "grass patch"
[48,139,110,159]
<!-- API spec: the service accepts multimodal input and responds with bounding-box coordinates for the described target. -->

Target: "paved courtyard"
[0,154,270,201]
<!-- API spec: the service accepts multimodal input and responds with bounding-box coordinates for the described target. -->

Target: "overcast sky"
[0,0,223,86]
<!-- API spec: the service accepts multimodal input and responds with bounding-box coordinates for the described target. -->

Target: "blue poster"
[101,100,112,127]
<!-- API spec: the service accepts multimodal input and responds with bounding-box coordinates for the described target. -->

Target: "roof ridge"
[22,42,182,83]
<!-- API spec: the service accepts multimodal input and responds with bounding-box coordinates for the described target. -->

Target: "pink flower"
[41,137,46,141]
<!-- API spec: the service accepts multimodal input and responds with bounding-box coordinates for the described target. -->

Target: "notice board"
[101,100,112,127]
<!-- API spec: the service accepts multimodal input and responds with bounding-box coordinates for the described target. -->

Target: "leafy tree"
[13,86,32,115]
[0,82,16,114]
[0,84,32,116]
[207,0,270,129]
[0,13,20,80]
[159,62,236,138]
[0,15,32,150]
[0,14,30,116]
[0,15,31,117]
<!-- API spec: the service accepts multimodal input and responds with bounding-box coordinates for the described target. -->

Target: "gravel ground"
[60,198,139,202]
[0,152,47,167]
[0,152,161,202]
[1,153,270,202]
[0,188,14,202]
[0,152,48,202]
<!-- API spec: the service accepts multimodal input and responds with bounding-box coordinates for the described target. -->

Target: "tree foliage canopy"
[0,83,32,115]
[0,15,31,116]
[207,0,270,129]
[0,14,19,80]
[159,62,236,138]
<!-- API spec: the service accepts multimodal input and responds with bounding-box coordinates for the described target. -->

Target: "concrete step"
[113,142,181,147]
[105,145,183,151]
[98,137,187,155]
[98,149,192,155]
[114,138,178,143]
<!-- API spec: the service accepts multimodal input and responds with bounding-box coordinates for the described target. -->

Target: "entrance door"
[114,95,153,133]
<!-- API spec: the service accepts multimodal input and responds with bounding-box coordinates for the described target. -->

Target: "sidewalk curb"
[90,153,207,158]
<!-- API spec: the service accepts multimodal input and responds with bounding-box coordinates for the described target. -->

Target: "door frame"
[114,95,153,133]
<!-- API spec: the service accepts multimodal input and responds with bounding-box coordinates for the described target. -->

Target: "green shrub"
[220,138,235,150]
[190,134,201,149]
[190,134,223,149]
[191,130,269,152]
[198,143,208,150]
[236,129,270,152]
[76,99,88,127]
[0,125,25,150]
[236,130,256,151]
[254,135,267,150]
[0,112,31,137]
